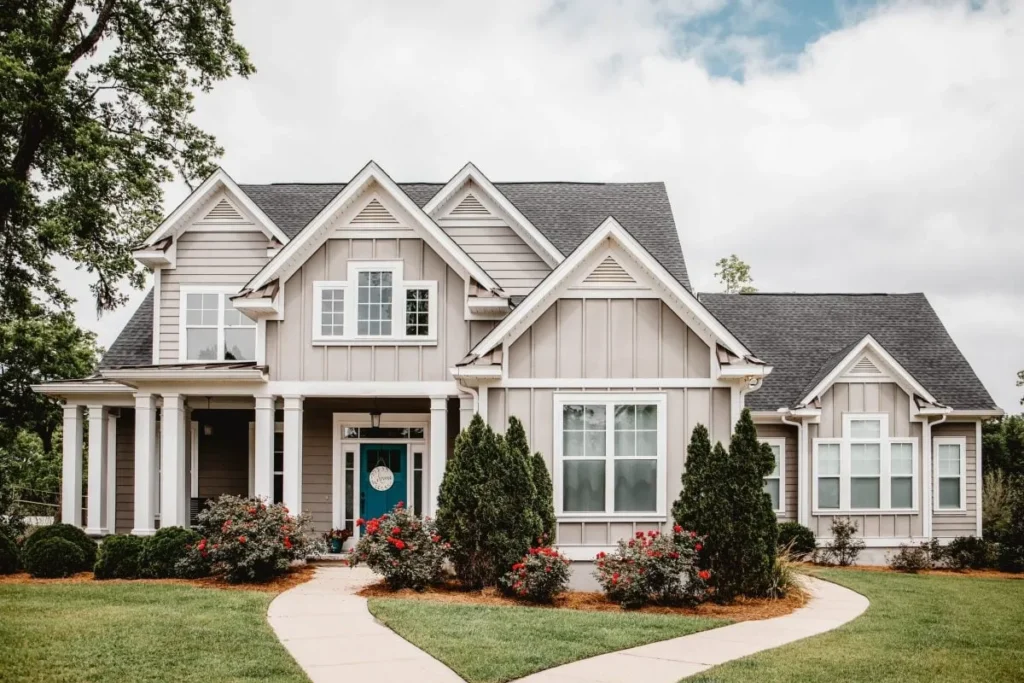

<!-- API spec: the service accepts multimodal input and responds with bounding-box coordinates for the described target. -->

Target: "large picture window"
[313,261,436,344]
[180,288,256,362]
[555,394,666,517]
[812,413,917,512]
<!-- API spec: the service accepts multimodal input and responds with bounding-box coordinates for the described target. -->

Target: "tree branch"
[66,0,116,64]
[50,0,79,44]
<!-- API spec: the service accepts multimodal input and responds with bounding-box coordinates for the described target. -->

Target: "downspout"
[923,413,948,539]
[780,412,804,527]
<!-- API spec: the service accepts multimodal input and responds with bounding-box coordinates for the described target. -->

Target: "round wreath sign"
[369,465,395,492]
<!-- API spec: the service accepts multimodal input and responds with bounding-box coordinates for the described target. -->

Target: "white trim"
[976,420,983,536]
[498,378,732,389]
[552,392,668,519]
[282,396,303,513]
[559,545,617,561]
[177,286,257,363]
[152,269,162,364]
[244,161,500,293]
[933,436,968,513]
[105,414,117,534]
[815,536,936,548]
[762,437,786,515]
[100,368,267,382]
[469,217,751,363]
[266,381,459,397]
[799,335,939,408]
[190,420,199,498]
[85,405,108,535]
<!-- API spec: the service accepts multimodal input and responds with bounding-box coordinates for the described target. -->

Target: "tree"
[0,0,254,316]
[497,416,542,554]
[715,254,757,294]
[672,409,778,601]
[1018,369,1023,405]
[530,451,557,544]
[983,416,1024,480]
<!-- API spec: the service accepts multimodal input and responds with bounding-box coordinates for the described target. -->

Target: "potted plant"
[324,528,352,554]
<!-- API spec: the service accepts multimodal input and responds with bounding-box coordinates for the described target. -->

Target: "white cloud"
[63,0,1024,410]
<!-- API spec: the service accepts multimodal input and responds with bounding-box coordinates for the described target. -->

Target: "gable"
[349,196,401,226]
[448,191,491,218]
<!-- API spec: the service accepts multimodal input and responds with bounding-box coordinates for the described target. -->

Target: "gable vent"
[583,256,635,285]
[351,198,400,225]
[204,198,243,222]
[450,192,490,217]
[850,356,882,375]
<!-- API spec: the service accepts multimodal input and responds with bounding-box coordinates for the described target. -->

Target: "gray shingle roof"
[99,289,152,369]
[698,292,997,411]
[236,181,691,290]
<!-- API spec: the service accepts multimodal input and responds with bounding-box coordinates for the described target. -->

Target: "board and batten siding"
[808,382,924,538]
[931,421,979,538]
[440,225,550,296]
[159,230,270,362]
[265,238,494,382]
[754,422,798,523]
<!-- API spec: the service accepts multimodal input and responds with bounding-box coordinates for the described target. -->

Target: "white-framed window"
[933,437,967,512]
[812,413,918,513]
[553,393,667,518]
[761,437,786,513]
[179,286,256,362]
[312,261,437,344]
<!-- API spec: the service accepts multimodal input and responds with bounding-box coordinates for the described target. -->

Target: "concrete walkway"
[267,566,463,683]
[514,576,869,683]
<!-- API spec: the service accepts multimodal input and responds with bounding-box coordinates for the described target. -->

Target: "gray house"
[36,161,1001,562]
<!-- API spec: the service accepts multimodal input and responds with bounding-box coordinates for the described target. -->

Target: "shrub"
[983,470,1013,541]
[94,535,146,579]
[945,536,995,570]
[350,503,445,590]
[436,414,540,587]
[184,495,316,583]
[23,523,96,571]
[0,533,19,574]
[500,546,571,603]
[767,548,801,598]
[777,522,816,559]
[593,527,708,609]
[140,526,203,578]
[997,476,1024,573]
[529,451,557,545]
[888,544,931,573]
[817,519,865,567]
[24,537,85,578]
[672,410,778,601]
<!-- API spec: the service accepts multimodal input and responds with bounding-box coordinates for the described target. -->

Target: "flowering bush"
[350,503,445,590]
[180,495,318,583]
[499,546,571,603]
[593,526,709,609]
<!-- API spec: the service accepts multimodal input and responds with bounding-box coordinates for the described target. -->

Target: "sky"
[59,0,1023,412]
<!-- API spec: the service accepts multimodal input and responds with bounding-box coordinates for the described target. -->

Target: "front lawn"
[688,569,1024,683]
[368,597,727,683]
[0,582,308,683]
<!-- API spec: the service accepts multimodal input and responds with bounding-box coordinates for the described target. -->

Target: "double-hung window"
[933,437,967,512]
[761,438,786,513]
[313,261,436,343]
[180,288,256,362]
[555,394,666,517]
[813,412,918,512]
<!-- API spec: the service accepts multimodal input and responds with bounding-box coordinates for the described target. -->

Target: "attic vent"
[584,256,635,285]
[450,192,490,217]
[351,198,399,225]
[850,356,882,375]
[204,198,243,221]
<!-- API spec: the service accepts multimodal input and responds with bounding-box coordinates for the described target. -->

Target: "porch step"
[307,553,353,565]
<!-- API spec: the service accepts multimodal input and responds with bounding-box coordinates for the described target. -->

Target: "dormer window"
[313,261,436,344]
[179,287,256,362]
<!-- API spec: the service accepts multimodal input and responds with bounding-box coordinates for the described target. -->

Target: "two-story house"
[35,161,1002,563]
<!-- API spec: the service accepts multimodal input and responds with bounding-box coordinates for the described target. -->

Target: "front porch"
[55,393,470,540]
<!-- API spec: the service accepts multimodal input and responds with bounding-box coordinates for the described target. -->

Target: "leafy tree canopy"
[983,415,1024,480]
[714,254,757,294]
[0,0,254,315]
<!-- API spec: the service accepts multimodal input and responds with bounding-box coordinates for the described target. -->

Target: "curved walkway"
[514,577,869,683]
[267,566,462,683]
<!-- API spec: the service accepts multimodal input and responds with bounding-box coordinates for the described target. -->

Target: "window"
[180,288,255,362]
[761,438,785,512]
[934,437,966,511]
[273,428,284,505]
[312,261,436,343]
[812,413,918,512]
[555,394,666,516]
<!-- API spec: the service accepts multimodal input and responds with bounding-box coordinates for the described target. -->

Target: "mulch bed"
[0,564,316,594]
[358,579,807,621]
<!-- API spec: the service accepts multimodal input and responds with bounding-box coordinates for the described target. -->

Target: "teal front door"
[360,444,407,520]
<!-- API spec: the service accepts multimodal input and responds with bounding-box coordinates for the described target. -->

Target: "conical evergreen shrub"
[530,451,557,544]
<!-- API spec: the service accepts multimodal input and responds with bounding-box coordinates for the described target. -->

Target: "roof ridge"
[239,180,666,188]
[697,292,925,297]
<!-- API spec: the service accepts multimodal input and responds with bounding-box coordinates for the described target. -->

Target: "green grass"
[0,582,308,683]
[688,569,1024,683]
[368,597,727,683]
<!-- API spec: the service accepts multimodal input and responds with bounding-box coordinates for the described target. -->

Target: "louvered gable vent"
[850,355,882,375]
[204,197,243,222]
[450,192,490,217]
[351,197,399,225]
[583,256,635,285]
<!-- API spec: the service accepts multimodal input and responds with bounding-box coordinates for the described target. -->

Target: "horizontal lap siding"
[441,225,550,296]
[932,421,979,538]
[755,423,798,522]
[193,410,250,500]
[115,410,136,534]
[301,408,334,533]
[159,230,269,362]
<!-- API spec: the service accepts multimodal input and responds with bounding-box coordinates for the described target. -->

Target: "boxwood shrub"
[23,524,96,571]
[777,522,817,559]
[0,533,20,574]
[141,526,204,578]
[94,535,146,579]
[24,537,85,578]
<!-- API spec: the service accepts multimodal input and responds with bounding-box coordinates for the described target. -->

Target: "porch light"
[370,411,382,429]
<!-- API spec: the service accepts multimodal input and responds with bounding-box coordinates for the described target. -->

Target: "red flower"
[698,569,711,581]
[673,524,683,533]
[284,537,293,549]
[431,535,441,543]
[238,536,247,544]
[393,539,406,550]
[356,518,366,526]
[689,531,697,538]
[391,527,401,536]
[595,551,607,560]
[198,538,208,551]
[635,531,644,539]
[695,543,703,552]
[396,501,404,508]
[545,566,552,573]
[611,572,620,585]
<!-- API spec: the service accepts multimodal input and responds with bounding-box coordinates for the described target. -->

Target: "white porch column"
[459,395,474,431]
[85,406,109,535]
[132,394,158,535]
[430,397,448,516]
[61,405,84,526]
[282,396,303,513]
[160,394,189,527]
[254,396,276,502]
[106,413,117,534]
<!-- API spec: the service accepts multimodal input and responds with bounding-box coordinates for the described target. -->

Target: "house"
[34,161,1002,564]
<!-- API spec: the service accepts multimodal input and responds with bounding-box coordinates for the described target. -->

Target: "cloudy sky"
[60,0,1023,412]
